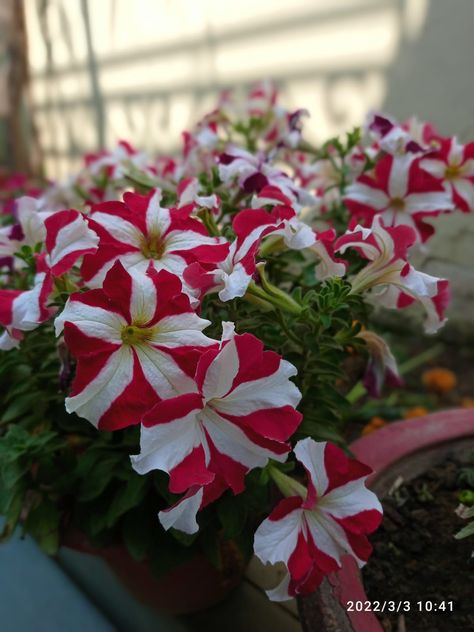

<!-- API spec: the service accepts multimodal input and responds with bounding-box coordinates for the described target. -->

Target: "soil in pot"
[363,457,474,631]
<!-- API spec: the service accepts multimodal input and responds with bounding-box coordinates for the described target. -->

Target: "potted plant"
[1,82,472,616]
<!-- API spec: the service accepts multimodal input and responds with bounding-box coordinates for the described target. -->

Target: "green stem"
[346,344,444,405]
[269,466,307,499]
[398,344,443,374]
[246,281,302,316]
[198,208,220,237]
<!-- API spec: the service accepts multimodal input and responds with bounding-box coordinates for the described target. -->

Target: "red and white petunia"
[251,187,345,280]
[54,261,215,430]
[218,147,317,207]
[357,329,401,397]
[344,153,453,242]
[176,177,220,214]
[85,140,151,181]
[364,112,428,156]
[80,189,229,290]
[0,262,55,349]
[44,209,99,276]
[184,205,293,302]
[251,186,316,249]
[0,197,53,267]
[335,216,450,333]
[253,438,382,601]
[309,229,348,282]
[421,137,474,212]
[131,324,302,497]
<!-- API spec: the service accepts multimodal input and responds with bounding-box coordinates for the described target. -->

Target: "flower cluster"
[1,83,470,601]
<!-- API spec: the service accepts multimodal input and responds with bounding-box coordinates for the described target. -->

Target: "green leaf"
[218,495,247,538]
[121,505,152,561]
[0,460,30,488]
[23,497,60,555]
[78,453,124,501]
[1,393,42,423]
[0,488,24,541]
[454,521,474,540]
[105,473,147,528]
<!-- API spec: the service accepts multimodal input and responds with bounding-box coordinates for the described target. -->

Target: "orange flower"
[404,406,429,419]
[362,416,386,435]
[421,368,457,394]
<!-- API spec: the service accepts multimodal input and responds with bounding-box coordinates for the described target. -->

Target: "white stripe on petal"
[65,346,133,426]
[254,507,303,565]
[404,191,452,213]
[54,298,125,340]
[305,509,365,568]
[388,154,413,198]
[319,478,382,518]
[214,359,301,415]
[158,488,204,534]
[202,407,286,468]
[131,415,204,475]
[420,158,445,178]
[91,212,143,245]
[218,263,252,302]
[265,573,292,602]
[48,214,98,269]
[165,230,223,252]
[202,336,240,400]
[151,313,213,347]
[134,345,197,398]
[294,438,329,497]
[129,272,157,324]
[344,183,389,210]
[454,178,474,209]
[145,190,170,236]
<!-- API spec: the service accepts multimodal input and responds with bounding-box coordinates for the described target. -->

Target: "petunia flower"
[0,260,54,349]
[54,261,215,430]
[80,189,229,291]
[357,329,401,397]
[184,205,293,302]
[364,112,429,156]
[218,147,317,206]
[253,438,382,601]
[335,216,450,333]
[421,137,474,212]
[85,140,151,181]
[131,324,302,496]
[44,209,99,276]
[344,152,453,242]
[0,196,52,268]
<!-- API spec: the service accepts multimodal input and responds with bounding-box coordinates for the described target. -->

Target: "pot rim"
[326,408,474,632]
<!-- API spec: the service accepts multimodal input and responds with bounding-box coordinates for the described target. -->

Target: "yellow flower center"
[389,197,406,211]
[140,233,165,259]
[445,164,462,180]
[121,324,155,345]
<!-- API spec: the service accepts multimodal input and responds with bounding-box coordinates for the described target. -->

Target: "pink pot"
[298,408,474,632]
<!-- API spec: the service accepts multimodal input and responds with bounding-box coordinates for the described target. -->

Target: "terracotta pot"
[297,408,474,632]
[63,529,246,615]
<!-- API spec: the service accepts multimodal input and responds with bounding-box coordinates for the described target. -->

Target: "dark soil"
[363,459,474,631]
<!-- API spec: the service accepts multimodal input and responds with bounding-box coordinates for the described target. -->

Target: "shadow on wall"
[27,0,474,173]
[27,0,408,176]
